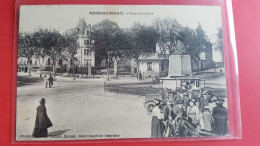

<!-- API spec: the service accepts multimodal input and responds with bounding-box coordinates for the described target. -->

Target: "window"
[35,60,37,66]
[161,63,164,71]
[84,40,90,46]
[84,49,87,56]
[147,62,152,71]
[84,49,91,56]
[87,31,90,36]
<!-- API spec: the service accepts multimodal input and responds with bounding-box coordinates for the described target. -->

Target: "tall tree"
[215,27,224,62]
[152,18,184,75]
[18,32,35,76]
[40,29,65,78]
[32,28,46,78]
[180,23,208,73]
[64,30,79,80]
[92,19,128,80]
[126,23,158,80]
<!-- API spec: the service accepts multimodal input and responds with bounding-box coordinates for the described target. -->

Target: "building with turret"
[74,18,95,67]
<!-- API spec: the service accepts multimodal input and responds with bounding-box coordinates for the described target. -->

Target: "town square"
[16,5,228,140]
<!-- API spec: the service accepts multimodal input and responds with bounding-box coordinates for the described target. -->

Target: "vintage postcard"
[16,5,228,141]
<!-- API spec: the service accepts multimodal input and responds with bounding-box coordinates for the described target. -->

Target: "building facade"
[18,18,95,71]
[74,18,95,67]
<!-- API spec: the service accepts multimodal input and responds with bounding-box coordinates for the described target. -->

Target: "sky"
[19,5,223,61]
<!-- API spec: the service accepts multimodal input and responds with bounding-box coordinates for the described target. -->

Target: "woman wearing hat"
[32,98,53,138]
[212,98,229,136]
[187,99,199,125]
[151,99,164,138]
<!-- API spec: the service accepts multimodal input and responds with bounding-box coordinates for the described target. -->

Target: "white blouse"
[152,106,164,120]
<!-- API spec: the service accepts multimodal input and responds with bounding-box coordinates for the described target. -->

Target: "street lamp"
[106,51,112,81]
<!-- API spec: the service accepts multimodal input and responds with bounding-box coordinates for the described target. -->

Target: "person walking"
[32,98,53,138]
[48,74,54,88]
[43,75,48,88]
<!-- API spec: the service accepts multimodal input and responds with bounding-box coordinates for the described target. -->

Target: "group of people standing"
[43,74,54,88]
[17,66,29,73]
[151,90,229,138]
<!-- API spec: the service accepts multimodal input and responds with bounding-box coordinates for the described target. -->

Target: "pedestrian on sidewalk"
[48,74,54,88]
[43,75,48,88]
[32,98,53,138]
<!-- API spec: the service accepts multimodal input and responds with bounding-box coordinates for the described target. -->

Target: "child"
[43,75,48,88]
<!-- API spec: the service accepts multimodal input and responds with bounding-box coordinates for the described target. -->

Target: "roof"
[76,18,88,35]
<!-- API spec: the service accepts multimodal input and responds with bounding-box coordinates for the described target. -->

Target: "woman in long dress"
[212,98,229,136]
[187,99,199,126]
[32,98,53,138]
[151,99,164,138]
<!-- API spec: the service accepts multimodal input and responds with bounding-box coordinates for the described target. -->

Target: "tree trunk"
[88,62,91,78]
[114,58,118,79]
[28,58,31,76]
[73,64,75,80]
[106,59,110,81]
[136,59,140,80]
[52,58,56,78]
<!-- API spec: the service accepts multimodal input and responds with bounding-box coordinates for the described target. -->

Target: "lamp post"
[52,36,57,78]
[106,51,112,81]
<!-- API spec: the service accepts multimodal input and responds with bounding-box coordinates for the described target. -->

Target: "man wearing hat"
[172,99,183,118]
[162,100,176,137]
[183,92,190,108]
[198,91,209,112]
[172,90,182,105]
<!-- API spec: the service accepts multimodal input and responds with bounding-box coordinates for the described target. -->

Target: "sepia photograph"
[16,5,228,140]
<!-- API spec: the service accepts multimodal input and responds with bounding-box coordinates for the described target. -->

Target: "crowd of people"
[151,90,229,138]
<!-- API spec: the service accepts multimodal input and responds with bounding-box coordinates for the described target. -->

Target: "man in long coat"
[32,98,53,138]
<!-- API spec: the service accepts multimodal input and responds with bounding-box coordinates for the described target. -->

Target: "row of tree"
[18,28,78,79]
[18,18,224,79]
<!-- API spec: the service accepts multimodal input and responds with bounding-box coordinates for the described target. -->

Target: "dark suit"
[172,105,183,119]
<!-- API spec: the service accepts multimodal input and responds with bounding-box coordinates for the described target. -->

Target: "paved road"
[16,76,151,140]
